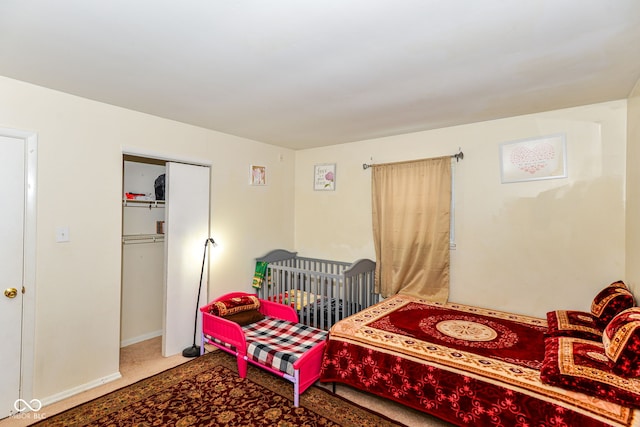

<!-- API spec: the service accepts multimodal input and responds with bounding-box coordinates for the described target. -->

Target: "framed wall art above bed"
[500,133,567,183]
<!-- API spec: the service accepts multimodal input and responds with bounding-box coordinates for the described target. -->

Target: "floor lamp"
[182,237,216,358]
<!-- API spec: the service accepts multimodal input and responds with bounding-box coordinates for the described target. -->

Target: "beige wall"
[0,76,295,401]
[295,100,627,318]
[626,78,640,294]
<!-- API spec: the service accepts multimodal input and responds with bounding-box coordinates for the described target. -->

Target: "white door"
[0,136,25,418]
[163,162,210,357]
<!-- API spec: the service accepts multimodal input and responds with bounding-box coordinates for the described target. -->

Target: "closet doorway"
[121,153,211,359]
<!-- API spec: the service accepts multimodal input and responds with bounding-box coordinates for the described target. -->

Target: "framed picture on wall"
[314,163,336,191]
[250,165,266,185]
[500,134,567,183]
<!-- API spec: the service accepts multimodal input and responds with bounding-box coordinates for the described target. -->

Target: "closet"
[121,154,211,357]
[121,156,166,348]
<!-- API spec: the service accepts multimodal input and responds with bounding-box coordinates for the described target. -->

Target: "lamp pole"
[182,237,215,358]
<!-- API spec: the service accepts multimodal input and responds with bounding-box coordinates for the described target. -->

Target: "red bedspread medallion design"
[320,295,638,427]
[369,302,545,369]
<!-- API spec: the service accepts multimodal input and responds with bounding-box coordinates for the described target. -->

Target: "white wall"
[0,76,295,401]
[295,100,627,318]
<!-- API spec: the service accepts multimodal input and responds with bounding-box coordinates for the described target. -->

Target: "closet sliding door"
[163,162,211,357]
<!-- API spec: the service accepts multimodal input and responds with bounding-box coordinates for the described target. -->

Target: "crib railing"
[255,249,378,330]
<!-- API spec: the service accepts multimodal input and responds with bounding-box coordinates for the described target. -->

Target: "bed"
[254,249,378,330]
[320,281,640,426]
[200,292,328,407]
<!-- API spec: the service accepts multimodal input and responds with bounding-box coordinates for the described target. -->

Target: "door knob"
[4,288,17,298]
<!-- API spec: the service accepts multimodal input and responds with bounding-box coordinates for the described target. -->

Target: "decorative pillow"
[546,310,602,341]
[603,307,640,378]
[540,336,640,408]
[608,280,628,290]
[222,309,265,326]
[209,295,260,317]
[590,284,635,328]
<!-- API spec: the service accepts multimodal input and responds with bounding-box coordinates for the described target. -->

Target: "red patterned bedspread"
[320,295,639,427]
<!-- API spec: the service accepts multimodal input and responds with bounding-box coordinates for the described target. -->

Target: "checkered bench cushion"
[211,317,325,377]
[245,318,327,376]
[207,317,328,376]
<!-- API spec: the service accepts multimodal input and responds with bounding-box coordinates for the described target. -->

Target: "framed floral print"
[314,163,336,191]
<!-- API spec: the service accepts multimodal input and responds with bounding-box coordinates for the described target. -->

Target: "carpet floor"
[29,350,407,427]
[0,338,451,427]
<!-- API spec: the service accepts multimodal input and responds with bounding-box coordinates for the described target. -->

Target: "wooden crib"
[254,249,378,330]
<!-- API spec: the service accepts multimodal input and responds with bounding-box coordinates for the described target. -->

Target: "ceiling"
[1,1,640,150]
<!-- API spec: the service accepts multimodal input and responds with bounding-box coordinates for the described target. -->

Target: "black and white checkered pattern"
[244,318,327,376]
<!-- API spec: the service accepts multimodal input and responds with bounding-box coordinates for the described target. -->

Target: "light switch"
[56,226,70,243]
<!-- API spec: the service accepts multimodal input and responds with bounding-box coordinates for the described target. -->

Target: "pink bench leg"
[237,356,248,378]
[294,370,300,407]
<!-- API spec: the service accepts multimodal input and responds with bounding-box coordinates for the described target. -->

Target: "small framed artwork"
[314,163,336,191]
[500,134,567,183]
[250,165,266,185]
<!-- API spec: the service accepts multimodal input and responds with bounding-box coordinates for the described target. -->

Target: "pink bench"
[200,292,327,406]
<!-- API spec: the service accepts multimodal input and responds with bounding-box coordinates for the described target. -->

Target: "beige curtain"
[371,156,451,302]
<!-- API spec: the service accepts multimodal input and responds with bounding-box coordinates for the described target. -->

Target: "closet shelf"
[122,234,165,245]
[123,199,165,209]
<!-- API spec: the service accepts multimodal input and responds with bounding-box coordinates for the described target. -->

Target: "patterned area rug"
[33,350,405,426]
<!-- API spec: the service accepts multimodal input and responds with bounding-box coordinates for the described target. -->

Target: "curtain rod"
[362,150,464,170]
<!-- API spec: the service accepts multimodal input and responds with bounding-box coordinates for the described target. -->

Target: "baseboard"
[39,372,122,408]
[120,330,162,348]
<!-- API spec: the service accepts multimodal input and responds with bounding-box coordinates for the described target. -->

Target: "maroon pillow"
[540,336,640,408]
[546,310,602,341]
[590,284,635,328]
[603,307,640,378]
[209,295,260,317]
